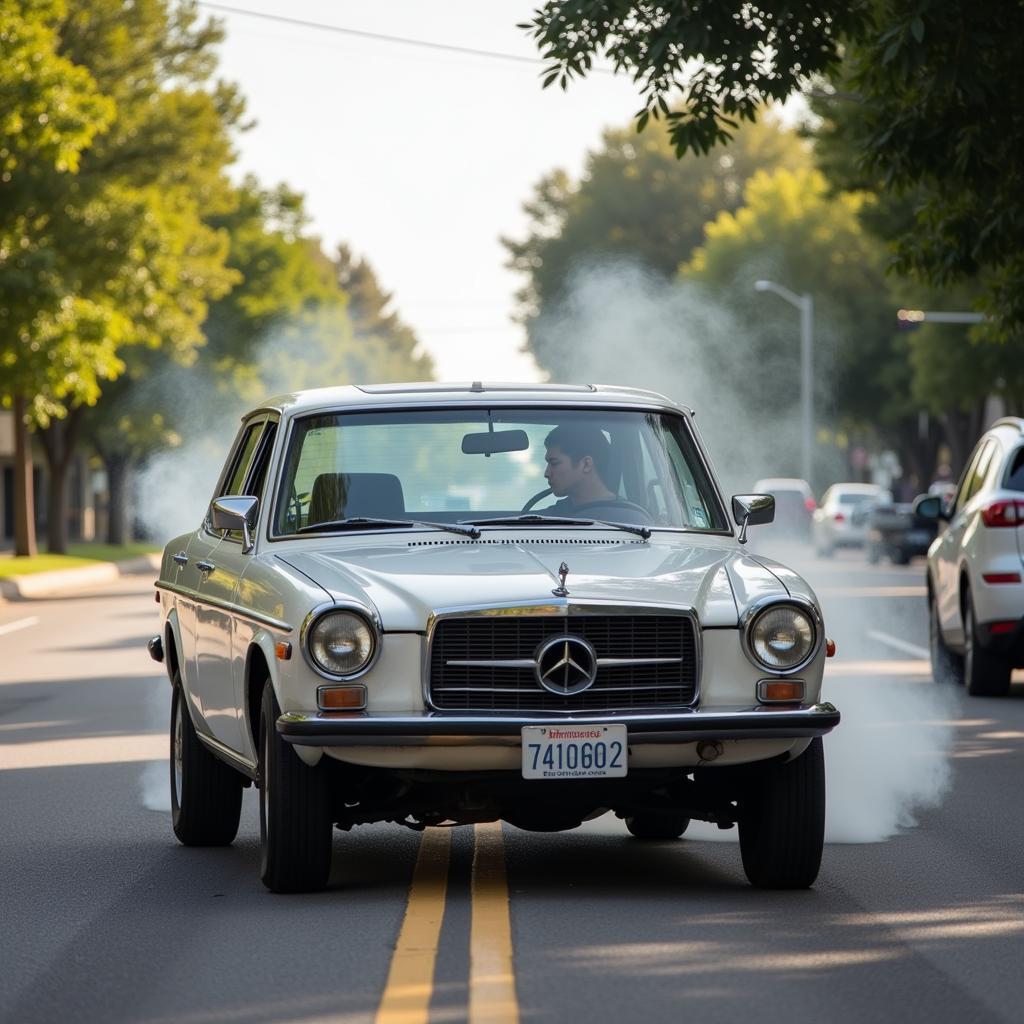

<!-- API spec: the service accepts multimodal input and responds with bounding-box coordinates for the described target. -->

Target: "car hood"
[275,533,796,631]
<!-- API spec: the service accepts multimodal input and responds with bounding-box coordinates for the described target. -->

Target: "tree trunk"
[12,395,38,558]
[104,452,132,546]
[38,406,83,555]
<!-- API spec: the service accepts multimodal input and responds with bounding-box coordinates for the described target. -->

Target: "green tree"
[0,0,116,555]
[522,1,1024,344]
[504,116,808,365]
[1,0,241,552]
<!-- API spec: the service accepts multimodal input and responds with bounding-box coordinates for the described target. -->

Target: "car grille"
[428,614,698,712]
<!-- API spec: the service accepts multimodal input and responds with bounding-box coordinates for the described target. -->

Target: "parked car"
[812,483,891,555]
[862,494,940,565]
[922,417,1024,696]
[752,477,816,540]
[150,383,839,893]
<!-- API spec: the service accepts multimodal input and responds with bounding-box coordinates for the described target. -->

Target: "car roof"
[249,382,693,418]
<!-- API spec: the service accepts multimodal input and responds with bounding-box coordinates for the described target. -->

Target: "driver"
[543,424,627,516]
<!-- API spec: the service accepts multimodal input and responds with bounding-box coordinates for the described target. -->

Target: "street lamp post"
[755,280,814,485]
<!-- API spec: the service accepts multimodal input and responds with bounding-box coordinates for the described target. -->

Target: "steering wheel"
[585,499,650,517]
[521,487,553,513]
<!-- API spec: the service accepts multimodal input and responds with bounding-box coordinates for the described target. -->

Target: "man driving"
[542,424,649,524]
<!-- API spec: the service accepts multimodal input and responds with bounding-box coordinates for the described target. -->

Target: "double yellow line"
[374,822,519,1024]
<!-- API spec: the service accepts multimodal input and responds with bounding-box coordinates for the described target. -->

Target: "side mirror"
[912,493,948,522]
[731,493,775,544]
[211,495,259,553]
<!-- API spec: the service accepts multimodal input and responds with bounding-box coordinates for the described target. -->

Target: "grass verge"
[0,542,159,578]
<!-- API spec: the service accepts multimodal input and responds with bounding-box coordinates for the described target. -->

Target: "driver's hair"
[544,424,611,483]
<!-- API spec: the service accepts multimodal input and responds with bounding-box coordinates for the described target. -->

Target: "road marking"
[825,659,930,677]
[375,828,451,1024]
[0,732,165,770]
[867,630,930,660]
[470,822,519,1024]
[818,586,926,598]
[0,615,40,637]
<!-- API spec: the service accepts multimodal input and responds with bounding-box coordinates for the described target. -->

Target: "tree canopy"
[522,0,1024,343]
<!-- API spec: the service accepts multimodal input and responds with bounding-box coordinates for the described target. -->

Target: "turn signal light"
[757,680,805,703]
[318,685,366,710]
[826,638,836,657]
[275,641,292,660]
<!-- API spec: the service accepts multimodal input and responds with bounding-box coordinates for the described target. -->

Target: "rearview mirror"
[461,429,529,455]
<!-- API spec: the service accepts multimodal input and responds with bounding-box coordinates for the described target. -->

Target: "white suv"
[925,417,1024,696]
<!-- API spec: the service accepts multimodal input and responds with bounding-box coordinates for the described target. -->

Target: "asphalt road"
[1,547,1022,1024]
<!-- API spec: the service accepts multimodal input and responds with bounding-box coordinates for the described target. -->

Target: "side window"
[964,441,996,506]
[953,442,987,516]
[222,421,264,497]
[246,421,278,500]
[1005,448,1024,492]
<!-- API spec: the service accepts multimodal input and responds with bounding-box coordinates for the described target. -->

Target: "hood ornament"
[552,561,570,597]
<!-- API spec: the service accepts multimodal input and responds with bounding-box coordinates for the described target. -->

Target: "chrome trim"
[423,600,702,710]
[277,702,841,747]
[316,683,368,711]
[300,601,383,682]
[195,729,257,779]
[444,656,683,669]
[740,595,824,676]
[535,635,598,695]
[154,581,293,633]
[172,552,188,566]
[756,678,806,703]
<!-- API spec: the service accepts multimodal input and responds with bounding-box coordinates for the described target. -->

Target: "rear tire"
[170,672,243,846]
[929,595,963,686]
[625,812,690,840]
[259,684,333,893]
[738,739,825,889]
[963,593,1012,697]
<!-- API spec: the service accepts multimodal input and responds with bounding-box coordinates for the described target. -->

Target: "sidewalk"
[0,552,161,602]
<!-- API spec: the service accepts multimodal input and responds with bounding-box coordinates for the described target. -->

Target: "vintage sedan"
[149,383,839,893]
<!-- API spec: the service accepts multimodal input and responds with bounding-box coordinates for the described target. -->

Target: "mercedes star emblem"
[535,635,597,695]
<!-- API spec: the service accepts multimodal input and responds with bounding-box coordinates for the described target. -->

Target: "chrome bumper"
[277,703,840,747]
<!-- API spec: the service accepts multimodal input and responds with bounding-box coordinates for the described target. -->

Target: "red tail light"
[833,512,845,522]
[805,498,817,512]
[980,499,1024,527]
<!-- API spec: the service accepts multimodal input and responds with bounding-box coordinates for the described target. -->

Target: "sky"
[203,0,649,383]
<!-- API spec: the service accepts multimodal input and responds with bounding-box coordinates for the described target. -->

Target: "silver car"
[149,383,839,892]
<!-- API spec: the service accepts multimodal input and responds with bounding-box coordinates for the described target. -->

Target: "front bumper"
[277,702,840,747]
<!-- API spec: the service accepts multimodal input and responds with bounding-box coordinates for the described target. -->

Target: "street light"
[754,280,814,485]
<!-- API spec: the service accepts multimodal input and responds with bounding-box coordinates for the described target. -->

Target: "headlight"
[307,610,376,677]
[748,604,816,671]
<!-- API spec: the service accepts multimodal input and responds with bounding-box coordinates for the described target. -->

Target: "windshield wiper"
[463,514,651,539]
[298,517,480,538]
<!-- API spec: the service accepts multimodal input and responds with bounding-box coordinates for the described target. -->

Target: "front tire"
[170,672,243,846]
[259,684,333,893]
[738,739,825,889]
[963,591,1012,697]
[625,812,690,840]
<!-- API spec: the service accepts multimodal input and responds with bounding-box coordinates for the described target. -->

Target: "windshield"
[272,407,727,536]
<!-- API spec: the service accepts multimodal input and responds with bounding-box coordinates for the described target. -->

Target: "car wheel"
[963,592,1012,697]
[929,596,963,686]
[170,672,243,846]
[892,548,911,566]
[259,683,333,893]
[738,738,825,889]
[625,812,690,840]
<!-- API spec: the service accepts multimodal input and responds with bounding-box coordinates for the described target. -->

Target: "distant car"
[863,494,940,565]
[752,478,816,539]
[150,383,839,892]
[812,483,891,556]
[922,417,1024,696]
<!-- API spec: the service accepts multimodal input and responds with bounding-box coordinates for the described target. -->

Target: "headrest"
[308,472,405,524]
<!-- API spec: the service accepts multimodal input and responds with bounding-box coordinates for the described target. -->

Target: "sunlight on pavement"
[825,659,930,676]
[0,733,165,770]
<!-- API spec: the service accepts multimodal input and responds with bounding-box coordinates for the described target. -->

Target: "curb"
[0,552,161,601]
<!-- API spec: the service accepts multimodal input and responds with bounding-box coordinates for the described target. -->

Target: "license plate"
[521,725,628,779]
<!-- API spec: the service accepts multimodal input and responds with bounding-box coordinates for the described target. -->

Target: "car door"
[936,440,994,640]
[191,417,268,750]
